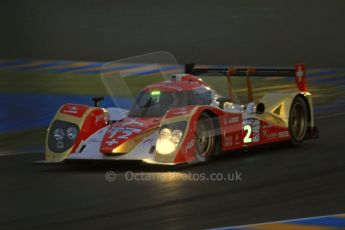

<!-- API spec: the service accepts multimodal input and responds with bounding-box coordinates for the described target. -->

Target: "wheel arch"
[198,109,222,153]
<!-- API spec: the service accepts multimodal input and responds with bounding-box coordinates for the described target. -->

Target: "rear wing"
[185,63,307,93]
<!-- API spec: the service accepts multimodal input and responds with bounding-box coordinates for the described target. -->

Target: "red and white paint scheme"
[42,64,318,165]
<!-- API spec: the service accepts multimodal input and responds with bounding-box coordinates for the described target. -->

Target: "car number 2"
[243,125,252,143]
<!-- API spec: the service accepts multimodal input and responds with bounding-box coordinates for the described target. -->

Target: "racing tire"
[289,96,308,146]
[195,113,218,162]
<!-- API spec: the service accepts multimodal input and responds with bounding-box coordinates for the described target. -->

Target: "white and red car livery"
[42,64,318,165]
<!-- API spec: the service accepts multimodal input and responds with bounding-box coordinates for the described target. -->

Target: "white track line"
[212,212,345,230]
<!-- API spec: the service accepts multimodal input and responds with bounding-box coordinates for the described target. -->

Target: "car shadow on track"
[35,141,316,174]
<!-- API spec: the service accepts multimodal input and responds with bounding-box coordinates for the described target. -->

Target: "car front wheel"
[195,113,216,161]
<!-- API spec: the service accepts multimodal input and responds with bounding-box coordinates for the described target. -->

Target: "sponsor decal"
[60,104,88,117]
[185,139,195,153]
[263,130,288,139]
[95,113,108,123]
[224,116,240,125]
[266,133,278,139]
[278,130,289,138]
[262,124,273,129]
[63,106,79,114]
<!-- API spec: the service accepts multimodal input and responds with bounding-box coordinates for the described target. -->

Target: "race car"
[41,63,318,165]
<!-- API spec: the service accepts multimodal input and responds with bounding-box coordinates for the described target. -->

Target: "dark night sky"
[1,0,345,67]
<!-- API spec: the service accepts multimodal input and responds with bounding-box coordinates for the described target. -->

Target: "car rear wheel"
[195,113,217,161]
[289,96,308,146]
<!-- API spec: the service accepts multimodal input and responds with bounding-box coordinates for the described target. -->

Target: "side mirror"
[92,96,104,107]
[256,103,265,114]
[216,97,232,109]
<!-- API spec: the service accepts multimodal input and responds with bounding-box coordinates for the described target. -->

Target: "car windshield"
[128,88,212,117]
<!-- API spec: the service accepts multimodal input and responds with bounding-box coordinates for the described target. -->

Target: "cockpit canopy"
[128,81,213,117]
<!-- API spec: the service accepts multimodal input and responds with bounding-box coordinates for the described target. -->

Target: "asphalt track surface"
[0,112,344,229]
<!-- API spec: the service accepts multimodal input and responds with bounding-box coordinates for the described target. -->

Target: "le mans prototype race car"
[41,63,318,166]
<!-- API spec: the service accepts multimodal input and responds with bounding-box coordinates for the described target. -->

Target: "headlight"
[53,128,65,141]
[156,138,176,155]
[155,122,187,155]
[171,129,183,143]
[160,128,172,139]
[48,120,80,153]
[56,141,64,150]
[66,127,78,140]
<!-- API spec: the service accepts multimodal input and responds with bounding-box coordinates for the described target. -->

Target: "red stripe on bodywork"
[100,117,161,154]
[71,107,109,152]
